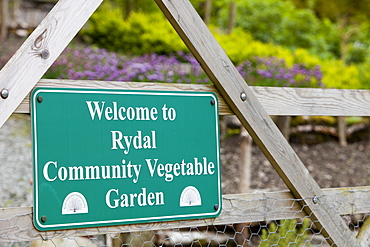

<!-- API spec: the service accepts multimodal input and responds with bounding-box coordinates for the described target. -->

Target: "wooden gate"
[0,0,369,246]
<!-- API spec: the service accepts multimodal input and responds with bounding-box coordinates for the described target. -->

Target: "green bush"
[213,28,294,66]
[80,4,188,55]
[321,60,365,89]
[217,0,340,59]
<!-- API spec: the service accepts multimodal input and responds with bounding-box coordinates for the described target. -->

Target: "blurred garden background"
[2,0,370,90]
[49,0,370,90]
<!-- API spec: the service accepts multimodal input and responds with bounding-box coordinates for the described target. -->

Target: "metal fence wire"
[1,189,370,246]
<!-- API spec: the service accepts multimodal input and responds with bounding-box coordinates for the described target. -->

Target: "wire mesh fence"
[1,188,369,246]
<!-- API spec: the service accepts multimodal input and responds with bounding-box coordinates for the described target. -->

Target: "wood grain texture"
[15,79,233,115]
[154,0,358,245]
[15,80,370,117]
[251,86,370,116]
[0,0,103,128]
[0,187,368,243]
[357,216,370,246]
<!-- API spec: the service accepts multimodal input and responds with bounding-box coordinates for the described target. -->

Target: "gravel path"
[0,114,33,207]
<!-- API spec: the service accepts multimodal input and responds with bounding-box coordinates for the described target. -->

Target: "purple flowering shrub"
[45,46,324,88]
[237,57,324,88]
[45,47,209,84]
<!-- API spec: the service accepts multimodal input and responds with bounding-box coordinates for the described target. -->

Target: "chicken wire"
[1,188,369,247]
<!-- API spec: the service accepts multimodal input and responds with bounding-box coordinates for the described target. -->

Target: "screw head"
[40,49,50,59]
[1,88,9,99]
[214,204,219,211]
[312,196,319,204]
[240,92,247,101]
[41,215,47,223]
[37,95,43,103]
[210,99,215,105]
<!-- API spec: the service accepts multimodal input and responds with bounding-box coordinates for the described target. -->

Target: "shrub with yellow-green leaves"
[81,5,187,55]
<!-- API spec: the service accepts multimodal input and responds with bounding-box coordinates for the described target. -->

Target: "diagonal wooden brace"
[154,0,359,246]
[0,0,103,128]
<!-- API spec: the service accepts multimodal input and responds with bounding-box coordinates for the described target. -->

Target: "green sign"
[31,88,221,231]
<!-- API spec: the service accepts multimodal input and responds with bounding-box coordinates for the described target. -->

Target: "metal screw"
[37,96,43,103]
[214,204,219,211]
[41,215,47,223]
[210,99,215,105]
[1,88,9,99]
[313,196,319,204]
[240,92,247,101]
[40,49,50,59]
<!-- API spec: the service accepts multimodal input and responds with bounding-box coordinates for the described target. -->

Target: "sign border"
[32,88,222,230]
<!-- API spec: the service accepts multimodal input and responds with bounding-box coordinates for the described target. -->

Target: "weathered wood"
[338,116,347,146]
[357,215,370,247]
[0,187,369,243]
[204,0,212,25]
[238,127,252,193]
[251,86,370,116]
[154,0,358,245]
[276,116,291,140]
[0,0,103,128]
[15,79,232,114]
[227,1,236,34]
[15,80,370,117]
[0,0,7,41]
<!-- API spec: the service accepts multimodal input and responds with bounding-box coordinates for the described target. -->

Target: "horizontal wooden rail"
[1,187,369,243]
[13,79,370,116]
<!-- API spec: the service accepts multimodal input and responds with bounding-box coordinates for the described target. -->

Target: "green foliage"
[344,43,369,65]
[321,60,363,89]
[259,218,311,247]
[288,0,370,64]
[105,0,160,16]
[80,3,187,56]
[217,0,340,59]
[345,116,365,126]
[213,28,294,66]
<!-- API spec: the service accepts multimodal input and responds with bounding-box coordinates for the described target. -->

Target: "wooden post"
[123,0,134,20]
[106,234,113,247]
[154,0,359,245]
[238,126,252,193]
[227,1,235,34]
[276,116,291,140]
[0,0,8,41]
[235,126,252,247]
[338,116,347,146]
[204,0,212,25]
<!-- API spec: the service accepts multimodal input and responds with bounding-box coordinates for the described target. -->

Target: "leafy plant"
[260,218,311,247]
[80,3,188,56]
[217,0,340,59]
